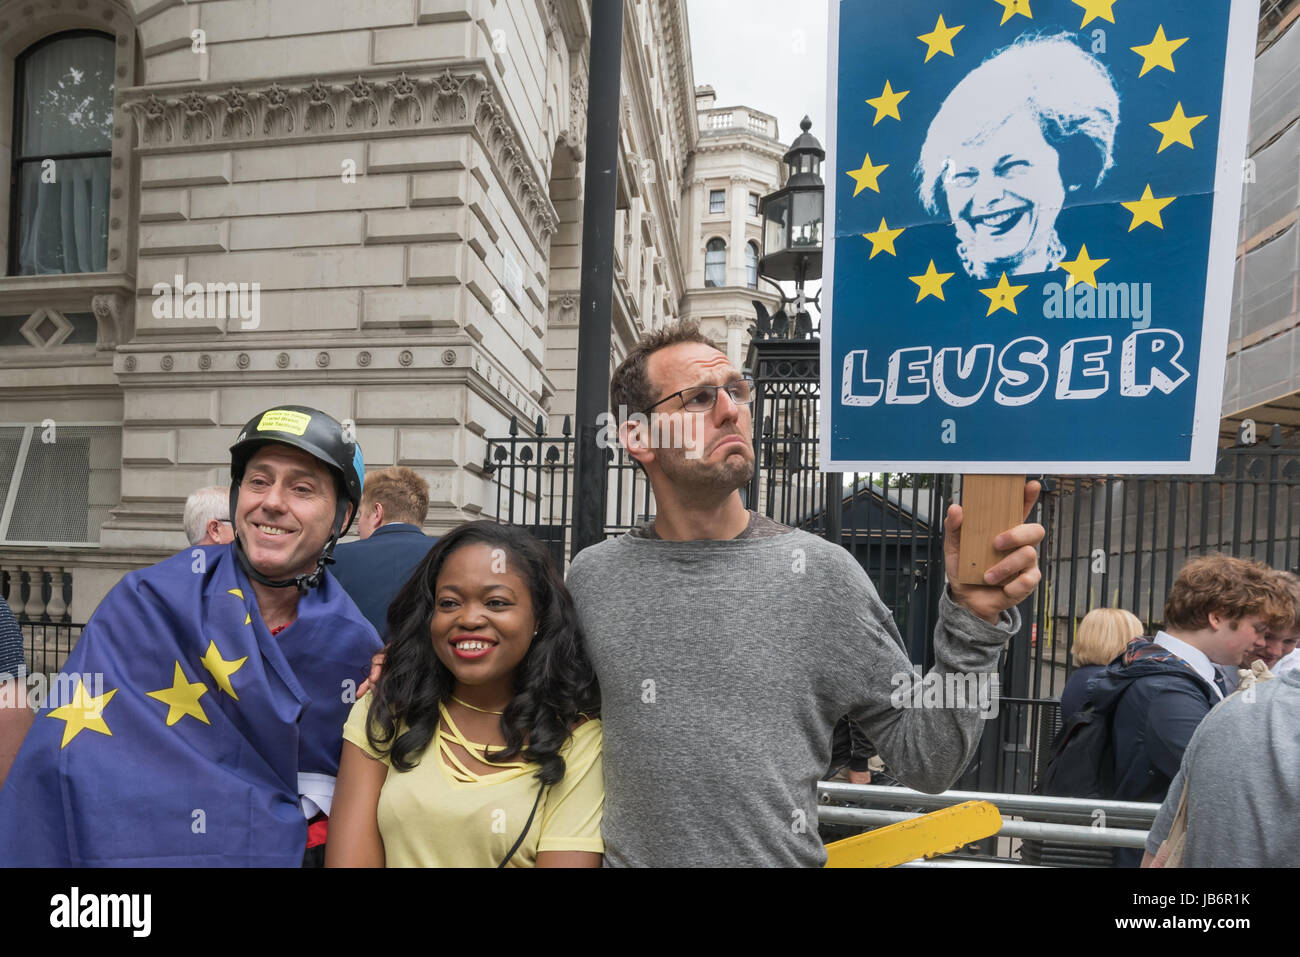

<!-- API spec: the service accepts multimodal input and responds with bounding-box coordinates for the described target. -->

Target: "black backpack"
[1038,668,1215,799]
[1037,694,1122,799]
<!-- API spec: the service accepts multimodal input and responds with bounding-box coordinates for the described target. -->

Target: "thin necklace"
[451,694,505,715]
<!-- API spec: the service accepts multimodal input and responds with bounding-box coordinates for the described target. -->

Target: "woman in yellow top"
[327,521,603,867]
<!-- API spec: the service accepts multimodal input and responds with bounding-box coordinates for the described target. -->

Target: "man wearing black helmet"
[0,406,382,867]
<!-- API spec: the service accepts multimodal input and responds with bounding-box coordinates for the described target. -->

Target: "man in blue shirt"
[330,466,437,638]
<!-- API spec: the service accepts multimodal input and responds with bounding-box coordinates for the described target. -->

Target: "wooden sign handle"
[956,474,1026,586]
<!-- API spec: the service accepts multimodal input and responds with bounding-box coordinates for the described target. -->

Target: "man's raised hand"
[944,480,1044,624]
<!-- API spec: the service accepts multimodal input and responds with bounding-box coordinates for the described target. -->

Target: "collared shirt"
[1153,630,1223,700]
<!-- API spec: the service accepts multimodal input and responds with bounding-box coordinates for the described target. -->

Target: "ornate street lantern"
[758,116,825,285]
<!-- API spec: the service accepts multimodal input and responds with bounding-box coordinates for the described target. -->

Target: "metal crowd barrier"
[817,782,1162,860]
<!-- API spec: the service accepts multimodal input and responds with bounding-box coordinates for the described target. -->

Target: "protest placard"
[821,0,1260,474]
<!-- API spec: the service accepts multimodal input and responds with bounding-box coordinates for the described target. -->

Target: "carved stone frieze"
[548,291,579,326]
[121,69,559,241]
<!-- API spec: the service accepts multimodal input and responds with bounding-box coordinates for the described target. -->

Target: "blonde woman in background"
[1059,608,1144,722]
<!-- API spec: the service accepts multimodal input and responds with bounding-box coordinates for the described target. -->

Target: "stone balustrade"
[0,564,73,624]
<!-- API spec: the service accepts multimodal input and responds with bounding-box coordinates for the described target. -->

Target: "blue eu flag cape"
[0,544,381,866]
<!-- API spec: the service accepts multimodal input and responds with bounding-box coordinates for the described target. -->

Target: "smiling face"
[430,542,537,702]
[1245,628,1298,670]
[941,109,1066,278]
[641,342,755,496]
[234,444,342,581]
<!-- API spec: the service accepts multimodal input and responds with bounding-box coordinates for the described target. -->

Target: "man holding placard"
[564,322,1044,867]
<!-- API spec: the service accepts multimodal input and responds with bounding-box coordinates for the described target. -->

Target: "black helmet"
[228,405,365,592]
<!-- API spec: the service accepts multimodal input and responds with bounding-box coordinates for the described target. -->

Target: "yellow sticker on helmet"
[257,409,312,436]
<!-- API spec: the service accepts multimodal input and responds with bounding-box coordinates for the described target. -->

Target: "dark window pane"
[13,33,114,276]
[15,158,111,274]
[17,34,115,156]
[705,239,726,287]
[5,426,121,544]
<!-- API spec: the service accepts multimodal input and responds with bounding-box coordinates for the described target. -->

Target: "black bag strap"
[498,781,546,868]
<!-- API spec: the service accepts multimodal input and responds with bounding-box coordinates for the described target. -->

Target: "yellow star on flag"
[227,588,251,625]
[1072,0,1117,29]
[865,80,909,125]
[846,154,889,196]
[1121,185,1176,231]
[1132,25,1188,77]
[201,640,248,701]
[910,260,955,303]
[1059,245,1110,289]
[1151,102,1207,153]
[917,15,964,62]
[47,680,118,749]
[147,661,211,727]
[993,0,1032,26]
[863,218,905,258]
[980,272,1029,315]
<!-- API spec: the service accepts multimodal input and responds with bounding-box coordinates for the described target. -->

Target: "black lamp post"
[747,116,840,543]
[754,116,825,340]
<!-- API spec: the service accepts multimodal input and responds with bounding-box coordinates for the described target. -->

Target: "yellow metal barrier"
[824,800,1003,868]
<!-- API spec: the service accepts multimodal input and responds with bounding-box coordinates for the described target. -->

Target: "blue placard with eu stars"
[821,0,1260,474]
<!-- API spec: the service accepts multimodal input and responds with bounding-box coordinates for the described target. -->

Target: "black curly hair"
[365,521,599,786]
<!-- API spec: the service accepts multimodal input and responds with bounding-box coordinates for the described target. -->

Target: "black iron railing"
[18,621,84,676]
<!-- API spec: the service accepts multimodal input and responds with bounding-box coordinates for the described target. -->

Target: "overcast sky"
[687,0,830,147]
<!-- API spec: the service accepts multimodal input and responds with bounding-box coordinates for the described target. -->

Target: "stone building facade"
[0,0,696,621]
[678,84,782,369]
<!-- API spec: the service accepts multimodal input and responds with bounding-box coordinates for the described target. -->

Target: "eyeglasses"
[643,376,755,414]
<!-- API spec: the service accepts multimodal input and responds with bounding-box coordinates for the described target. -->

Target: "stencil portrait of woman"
[916,34,1120,280]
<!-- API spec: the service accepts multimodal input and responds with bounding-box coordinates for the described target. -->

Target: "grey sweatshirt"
[1145,670,1300,867]
[566,525,1019,867]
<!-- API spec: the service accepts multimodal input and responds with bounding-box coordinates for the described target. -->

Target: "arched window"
[745,242,759,289]
[10,31,115,275]
[705,238,726,288]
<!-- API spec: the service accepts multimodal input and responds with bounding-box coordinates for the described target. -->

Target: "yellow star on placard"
[993,0,1032,25]
[866,80,909,125]
[1132,25,1188,76]
[1121,185,1176,231]
[201,640,248,701]
[917,14,964,62]
[910,260,955,303]
[980,272,1029,315]
[1072,0,1117,29]
[846,154,889,196]
[1151,102,1207,152]
[1059,245,1110,289]
[147,661,211,727]
[863,218,905,258]
[47,680,118,748]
